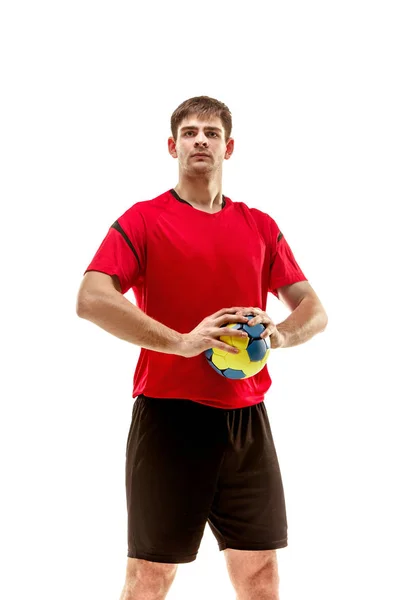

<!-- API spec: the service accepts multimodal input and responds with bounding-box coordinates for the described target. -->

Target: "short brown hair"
[170,96,232,141]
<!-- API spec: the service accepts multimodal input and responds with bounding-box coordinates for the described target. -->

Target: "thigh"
[208,401,288,551]
[125,395,227,564]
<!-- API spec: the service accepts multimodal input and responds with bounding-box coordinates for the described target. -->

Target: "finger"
[213,306,248,318]
[261,325,275,338]
[219,326,248,338]
[216,314,249,327]
[236,307,261,317]
[247,315,271,326]
[213,341,240,354]
[247,317,260,326]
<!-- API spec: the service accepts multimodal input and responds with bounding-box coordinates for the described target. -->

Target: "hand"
[234,307,286,349]
[178,307,251,359]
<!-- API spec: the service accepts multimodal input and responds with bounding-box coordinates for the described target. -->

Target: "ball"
[204,314,271,379]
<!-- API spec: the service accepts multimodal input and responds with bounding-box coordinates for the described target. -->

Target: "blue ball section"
[207,357,225,375]
[223,368,246,379]
[247,338,268,361]
[242,321,265,338]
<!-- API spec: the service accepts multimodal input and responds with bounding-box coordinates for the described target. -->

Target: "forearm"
[276,297,328,348]
[77,290,183,355]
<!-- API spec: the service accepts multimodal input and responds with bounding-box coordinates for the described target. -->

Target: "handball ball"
[204,314,271,379]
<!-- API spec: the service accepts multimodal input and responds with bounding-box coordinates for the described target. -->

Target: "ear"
[168,136,178,158]
[225,137,234,159]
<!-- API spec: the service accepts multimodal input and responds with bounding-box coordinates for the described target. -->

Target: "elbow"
[76,298,87,319]
[76,291,93,319]
[320,309,328,332]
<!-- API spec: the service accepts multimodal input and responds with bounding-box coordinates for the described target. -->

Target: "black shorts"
[125,394,288,564]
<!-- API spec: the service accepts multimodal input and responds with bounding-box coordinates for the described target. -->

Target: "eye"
[183,131,218,137]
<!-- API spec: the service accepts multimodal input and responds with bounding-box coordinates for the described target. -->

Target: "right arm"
[76,271,249,357]
[76,271,183,355]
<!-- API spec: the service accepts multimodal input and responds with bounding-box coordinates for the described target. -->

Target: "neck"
[174,177,223,211]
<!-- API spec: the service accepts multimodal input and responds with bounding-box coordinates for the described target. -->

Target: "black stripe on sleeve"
[270,231,283,268]
[111,220,141,271]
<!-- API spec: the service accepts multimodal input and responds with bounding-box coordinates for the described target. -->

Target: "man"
[76,95,328,600]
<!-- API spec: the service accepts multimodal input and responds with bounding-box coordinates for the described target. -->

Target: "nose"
[194,132,208,146]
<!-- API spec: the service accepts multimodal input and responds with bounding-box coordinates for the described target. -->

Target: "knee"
[123,558,178,599]
[233,554,280,600]
[248,563,279,599]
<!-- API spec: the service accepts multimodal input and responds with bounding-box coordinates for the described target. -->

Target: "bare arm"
[76,272,249,357]
[276,281,328,348]
[235,281,328,349]
[76,272,183,354]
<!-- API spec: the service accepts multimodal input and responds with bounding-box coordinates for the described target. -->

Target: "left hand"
[235,307,286,349]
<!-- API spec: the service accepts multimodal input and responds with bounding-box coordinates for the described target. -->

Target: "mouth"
[192,154,210,158]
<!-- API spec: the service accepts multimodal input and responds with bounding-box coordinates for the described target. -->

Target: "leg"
[119,557,178,600]
[125,396,227,563]
[208,401,288,596]
[224,549,280,600]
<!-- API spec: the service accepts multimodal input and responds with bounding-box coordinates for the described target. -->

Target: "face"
[168,115,234,175]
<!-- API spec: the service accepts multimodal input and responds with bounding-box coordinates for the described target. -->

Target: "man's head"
[170,95,232,142]
[168,96,234,176]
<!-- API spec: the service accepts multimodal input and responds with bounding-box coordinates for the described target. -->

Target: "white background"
[1,1,399,599]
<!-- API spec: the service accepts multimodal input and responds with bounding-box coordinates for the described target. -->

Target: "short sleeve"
[268,218,307,296]
[84,204,146,294]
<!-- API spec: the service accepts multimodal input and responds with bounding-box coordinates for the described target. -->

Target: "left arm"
[236,281,328,349]
[274,281,328,348]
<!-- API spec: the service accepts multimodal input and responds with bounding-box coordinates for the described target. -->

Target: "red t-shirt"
[84,189,307,409]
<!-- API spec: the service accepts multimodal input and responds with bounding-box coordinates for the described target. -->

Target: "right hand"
[177,307,250,359]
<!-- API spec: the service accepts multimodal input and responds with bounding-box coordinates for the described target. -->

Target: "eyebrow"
[180,125,223,133]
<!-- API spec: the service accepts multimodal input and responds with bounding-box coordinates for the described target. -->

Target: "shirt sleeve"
[268,217,307,297]
[84,204,146,294]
